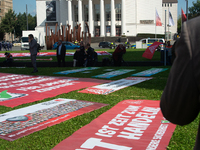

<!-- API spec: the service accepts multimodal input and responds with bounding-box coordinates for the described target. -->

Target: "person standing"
[28,34,38,73]
[0,42,2,51]
[56,40,66,67]
[160,16,200,150]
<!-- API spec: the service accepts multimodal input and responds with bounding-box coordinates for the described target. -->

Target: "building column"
[111,0,115,36]
[100,0,105,37]
[121,0,126,35]
[78,0,83,24]
[67,0,72,27]
[88,0,94,37]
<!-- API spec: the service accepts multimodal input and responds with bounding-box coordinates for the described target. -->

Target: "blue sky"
[13,0,196,17]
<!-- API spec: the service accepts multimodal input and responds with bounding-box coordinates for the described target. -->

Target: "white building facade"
[35,0,177,45]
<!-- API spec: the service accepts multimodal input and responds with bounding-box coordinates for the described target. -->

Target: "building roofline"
[163,0,178,3]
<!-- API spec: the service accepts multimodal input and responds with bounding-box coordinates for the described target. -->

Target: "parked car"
[52,41,80,50]
[21,37,29,50]
[98,41,117,49]
[12,40,21,46]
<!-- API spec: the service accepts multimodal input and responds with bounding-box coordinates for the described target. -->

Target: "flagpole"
[164,10,167,66]
[168,7,169,40]
[181,9,182,30]
[186,0,188,21]
[155,8,157,39]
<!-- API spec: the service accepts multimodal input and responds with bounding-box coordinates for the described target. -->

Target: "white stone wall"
[35,0,177,39]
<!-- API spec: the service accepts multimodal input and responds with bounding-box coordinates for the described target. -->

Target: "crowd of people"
[0,41,13,51]
[73,41,98,67]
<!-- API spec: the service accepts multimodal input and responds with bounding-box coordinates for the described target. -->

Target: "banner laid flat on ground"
[93,69,135,79]
[79,77,152,95]
[0,98,107,141]
[0,51,111,58]
[53,100,176,150]
[0,73,109,107]
[54,67,100,75]
[132,68,168,77]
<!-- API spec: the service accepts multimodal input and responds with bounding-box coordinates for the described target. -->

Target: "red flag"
[181,8,187,23]
[156,9,162,26]
[142,42,162,59]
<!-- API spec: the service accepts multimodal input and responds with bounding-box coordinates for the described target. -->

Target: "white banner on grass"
[79,77,152,95]
[93,69,135,78]
[54,67,100,75]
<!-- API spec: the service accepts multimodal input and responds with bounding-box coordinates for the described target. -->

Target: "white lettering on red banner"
[53,100,176,150]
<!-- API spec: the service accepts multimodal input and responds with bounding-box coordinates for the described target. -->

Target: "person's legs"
[57,55,61,67]
[31,54,37,72]
[61,56,65,67]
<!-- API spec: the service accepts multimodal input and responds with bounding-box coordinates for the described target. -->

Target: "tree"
[177,16,181,34]
[15,12,27,37]
[28,14,37,30]
[188,0,200,19]
[0,9,16,34]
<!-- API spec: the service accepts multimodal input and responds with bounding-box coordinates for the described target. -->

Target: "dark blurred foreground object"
[160,16,200,150]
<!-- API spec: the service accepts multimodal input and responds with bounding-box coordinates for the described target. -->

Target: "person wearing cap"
[3,52,13,66]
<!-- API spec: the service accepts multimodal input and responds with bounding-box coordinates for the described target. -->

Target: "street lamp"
[185,0,188,21]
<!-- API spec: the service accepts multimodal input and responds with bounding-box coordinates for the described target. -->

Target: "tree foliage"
[188,0,200,19]
[0,9,16,34]
[0,10,37,38]
[177,16,181,34]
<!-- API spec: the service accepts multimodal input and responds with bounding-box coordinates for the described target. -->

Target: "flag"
[181,8,187,23]
[156,9,162,26]
[169,10,175,26]
[142,42,162,59]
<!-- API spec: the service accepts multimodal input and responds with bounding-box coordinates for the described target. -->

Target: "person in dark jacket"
[160,16,200,150]
[56,40,66,67]
[84,43,98,67]
[73,41,86,67]
[29,34,38,73]
[112,44,126,66]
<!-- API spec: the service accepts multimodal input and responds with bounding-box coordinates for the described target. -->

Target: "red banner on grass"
[142,42,162,59]
[0,51,111,58]
[53,100,176,150]
[0,73,110,107]
[0,98,107,141]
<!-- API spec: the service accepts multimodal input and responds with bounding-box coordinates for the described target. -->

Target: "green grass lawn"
[0,66,198,150]
[0,48,161,62]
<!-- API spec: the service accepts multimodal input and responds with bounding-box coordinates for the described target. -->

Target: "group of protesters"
[73,41,98,67]
[0,41,12,51]
[56,40,98,68]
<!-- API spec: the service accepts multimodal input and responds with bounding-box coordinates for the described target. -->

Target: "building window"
[170,3,172,7]
[105,4,111,21]
[94,4,100,21]
[106,26,110,33]
[168,3,169,7]
[165,3,166,7]
[84,5,88,22]
[115,3,121,21]
[74,5,78,22]
[162,4,163,7]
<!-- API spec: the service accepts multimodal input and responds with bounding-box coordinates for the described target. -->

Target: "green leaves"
[0,10,36,38]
